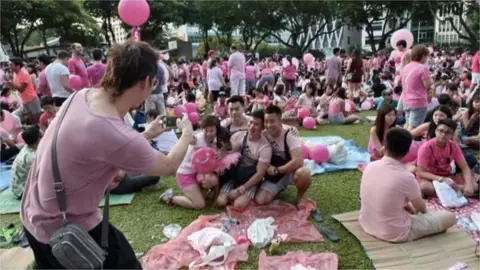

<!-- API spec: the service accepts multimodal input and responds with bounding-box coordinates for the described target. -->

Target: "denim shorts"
[404,107,427,128]
[328,115,344,124]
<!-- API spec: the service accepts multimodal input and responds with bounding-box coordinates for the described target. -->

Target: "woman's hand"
[463,184,474,197]
[227,189,241,200]
[177,114,193,136]
[145,116,171,139]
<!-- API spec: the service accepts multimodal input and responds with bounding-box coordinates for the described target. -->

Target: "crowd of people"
[0,38,478,267]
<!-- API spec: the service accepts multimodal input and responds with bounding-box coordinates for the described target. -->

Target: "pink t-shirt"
[359,157,422,243]
[328,98,343,116]
[177,132,216,175]
[191,64,201,78]
[21,89,157,243]
[39,112,54,129]
[471,52,480,73]
[37,70,51,96]
[14,68,37,104]
[417,139,465,177]
[214,102,228,119]
[228,52,246,80]
[231,131,272,165]
[245,66,255,80]
[400,61,430,109]
[68,57,90,88]
[283,65,296,80]
[86,63,106,87]
[202,61,208,79]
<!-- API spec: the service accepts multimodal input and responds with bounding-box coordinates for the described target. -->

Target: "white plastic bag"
[247,217,276,248]
[187,227,236,269]
[291,264,316,270]
[470,212,480,230]
[328,143,348,165]
[433,181,468,208]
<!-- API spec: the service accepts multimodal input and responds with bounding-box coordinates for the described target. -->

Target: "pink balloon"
[302,116,316,130]
[402,141,421,163]
[297,108,310,119]
[282,58,289,68]
[191,147,219,173]
[188,112,200,125]
[16,132,24,144]
[310,145,329,164]
[118,0,150,27]
[185,102,197,113]
[68,75,83,90]
[390,29,414,49]
[361,101,372,111]
[303,53,314,65]
[174,105,187,117]
[0,110,15,133]
[301,145,310,159]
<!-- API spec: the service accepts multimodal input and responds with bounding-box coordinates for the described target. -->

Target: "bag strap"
[51,91,110,250]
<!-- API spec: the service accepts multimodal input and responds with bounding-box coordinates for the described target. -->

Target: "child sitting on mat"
[360,127,456,243]
[11,125,42,199]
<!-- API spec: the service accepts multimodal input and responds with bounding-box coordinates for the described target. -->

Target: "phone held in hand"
[164,116,178,128]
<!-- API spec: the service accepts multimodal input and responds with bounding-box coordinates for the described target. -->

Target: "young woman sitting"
[251,87,269,111]
[416,119,478,198]
[295,82,317,117]
[368,104,397,160]
[410,105,452,139]
[316,84,334,125]
[328,87,360,125]
[461,93,480,149]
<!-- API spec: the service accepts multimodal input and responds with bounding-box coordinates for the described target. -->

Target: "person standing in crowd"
[4,57,42,124]
[326,48,342,88]
[68,42,90,88]
[158,53,170,103]
[282,56,297,92]
[21,41,194,269]
[145,52,166,116]
[471,50,480,90]
[45,51,74,107]
[36,54,51,97]
[207,58,225,106]
[400,45,431,130]
[346,49,364,99]
[228,45,246,96]
[86,49,106,87]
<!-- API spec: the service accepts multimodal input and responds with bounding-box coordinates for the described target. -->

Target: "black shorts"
[24,222,141,269]
[53,97,68,107]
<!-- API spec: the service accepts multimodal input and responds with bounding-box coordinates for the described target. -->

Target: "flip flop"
[314,222,340,242]
[311,209,323,222]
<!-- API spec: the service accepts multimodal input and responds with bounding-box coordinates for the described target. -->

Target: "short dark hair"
[251,109,265,124]
[40,96,54,107]
[21,125,41,146]
[447,83,458,91]
[227,95,245,106]
[333,48,340,55]
[146,109,159,119]
[396,40,407,48]
[101,41,158,99]
[230,45,237,51]
[92,49,103,61]
[201,115,219,129]
[385,128,412,159]
[265,105,282,118]
[38,54,51,66]
[438,94,451,105]
[9,57,23,67]
[57,50,70,60]
[340,49,346,54]
[437,119,457,132]
[186,93,196,103]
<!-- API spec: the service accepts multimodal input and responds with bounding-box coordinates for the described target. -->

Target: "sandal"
[313,222,340,242]
[311,209,323,222]
[159,188,174,205]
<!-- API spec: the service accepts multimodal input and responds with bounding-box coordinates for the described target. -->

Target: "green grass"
[1,111,377,269]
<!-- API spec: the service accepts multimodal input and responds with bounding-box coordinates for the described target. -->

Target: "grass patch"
[1,111,377,269]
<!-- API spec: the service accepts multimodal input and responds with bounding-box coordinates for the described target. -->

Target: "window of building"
[419,32,427,40]
[347,36,350,45]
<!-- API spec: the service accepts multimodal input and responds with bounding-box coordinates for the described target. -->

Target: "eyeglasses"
[151,78,159,90]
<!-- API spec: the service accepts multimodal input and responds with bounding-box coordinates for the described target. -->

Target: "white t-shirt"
[207,66,223,91]
[159,62,169,93]
[155,130,178,153]
[427,97,439,111]
[45,63,71,98]
[177,132,216,174]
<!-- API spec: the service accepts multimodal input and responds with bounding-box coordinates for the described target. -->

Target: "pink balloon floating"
[310,145,329,165]
[68,75,83,90]
[390,29,414,49]
[118,0,150,27]
[297,108,310,120]
[302,116,316,130]
[188,112,200,125]
[185,102,197,114]
[174,105,187,117]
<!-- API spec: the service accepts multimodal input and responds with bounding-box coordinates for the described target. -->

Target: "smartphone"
[164,116,178,128]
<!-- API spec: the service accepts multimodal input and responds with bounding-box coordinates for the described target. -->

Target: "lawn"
[1,111,377,269]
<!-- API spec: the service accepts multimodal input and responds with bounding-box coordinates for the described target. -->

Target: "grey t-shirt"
[151,63,165,95]
[45,63,71,98]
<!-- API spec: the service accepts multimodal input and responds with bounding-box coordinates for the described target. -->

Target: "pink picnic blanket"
[142,199,323,269]
[258,250,338,270]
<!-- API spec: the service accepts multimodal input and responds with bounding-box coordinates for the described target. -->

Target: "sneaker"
[159,188,174,204]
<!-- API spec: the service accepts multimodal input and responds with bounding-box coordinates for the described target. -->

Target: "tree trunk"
[102,21,111,46]
[41,27,50,56]
[107,17,116,43]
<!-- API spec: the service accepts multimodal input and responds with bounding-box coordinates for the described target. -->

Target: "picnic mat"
[0,247,34,269]
[332,211,480,269]
[302,136,370,175]
[0,188,135,214]
[0,168,11,191]
[258,250,338,270]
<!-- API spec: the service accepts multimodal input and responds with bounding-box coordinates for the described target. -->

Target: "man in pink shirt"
[325,48,342,87]
[360,128,455,243]
[37,54,51,96]
[228,45,246,96]
[400,45,431,129]
[68,42,90,88]
[86,49,106,87]
[471,50,480,89]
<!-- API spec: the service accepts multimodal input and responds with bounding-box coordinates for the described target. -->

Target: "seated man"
[255,105,311,205]
[39,96,56,131]
[416,119,478,197]
[11,125,42,199]
[217,110,272,210]
[221,95,251,135]
[360,127,456,243]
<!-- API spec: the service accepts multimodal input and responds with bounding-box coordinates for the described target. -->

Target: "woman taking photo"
[21,41,193,269]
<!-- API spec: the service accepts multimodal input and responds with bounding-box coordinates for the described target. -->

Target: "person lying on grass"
[255,105,311,206]
[217,110,272,210]
[160,115,222,209]
[360,127,456,243]
[416,119,478,198]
